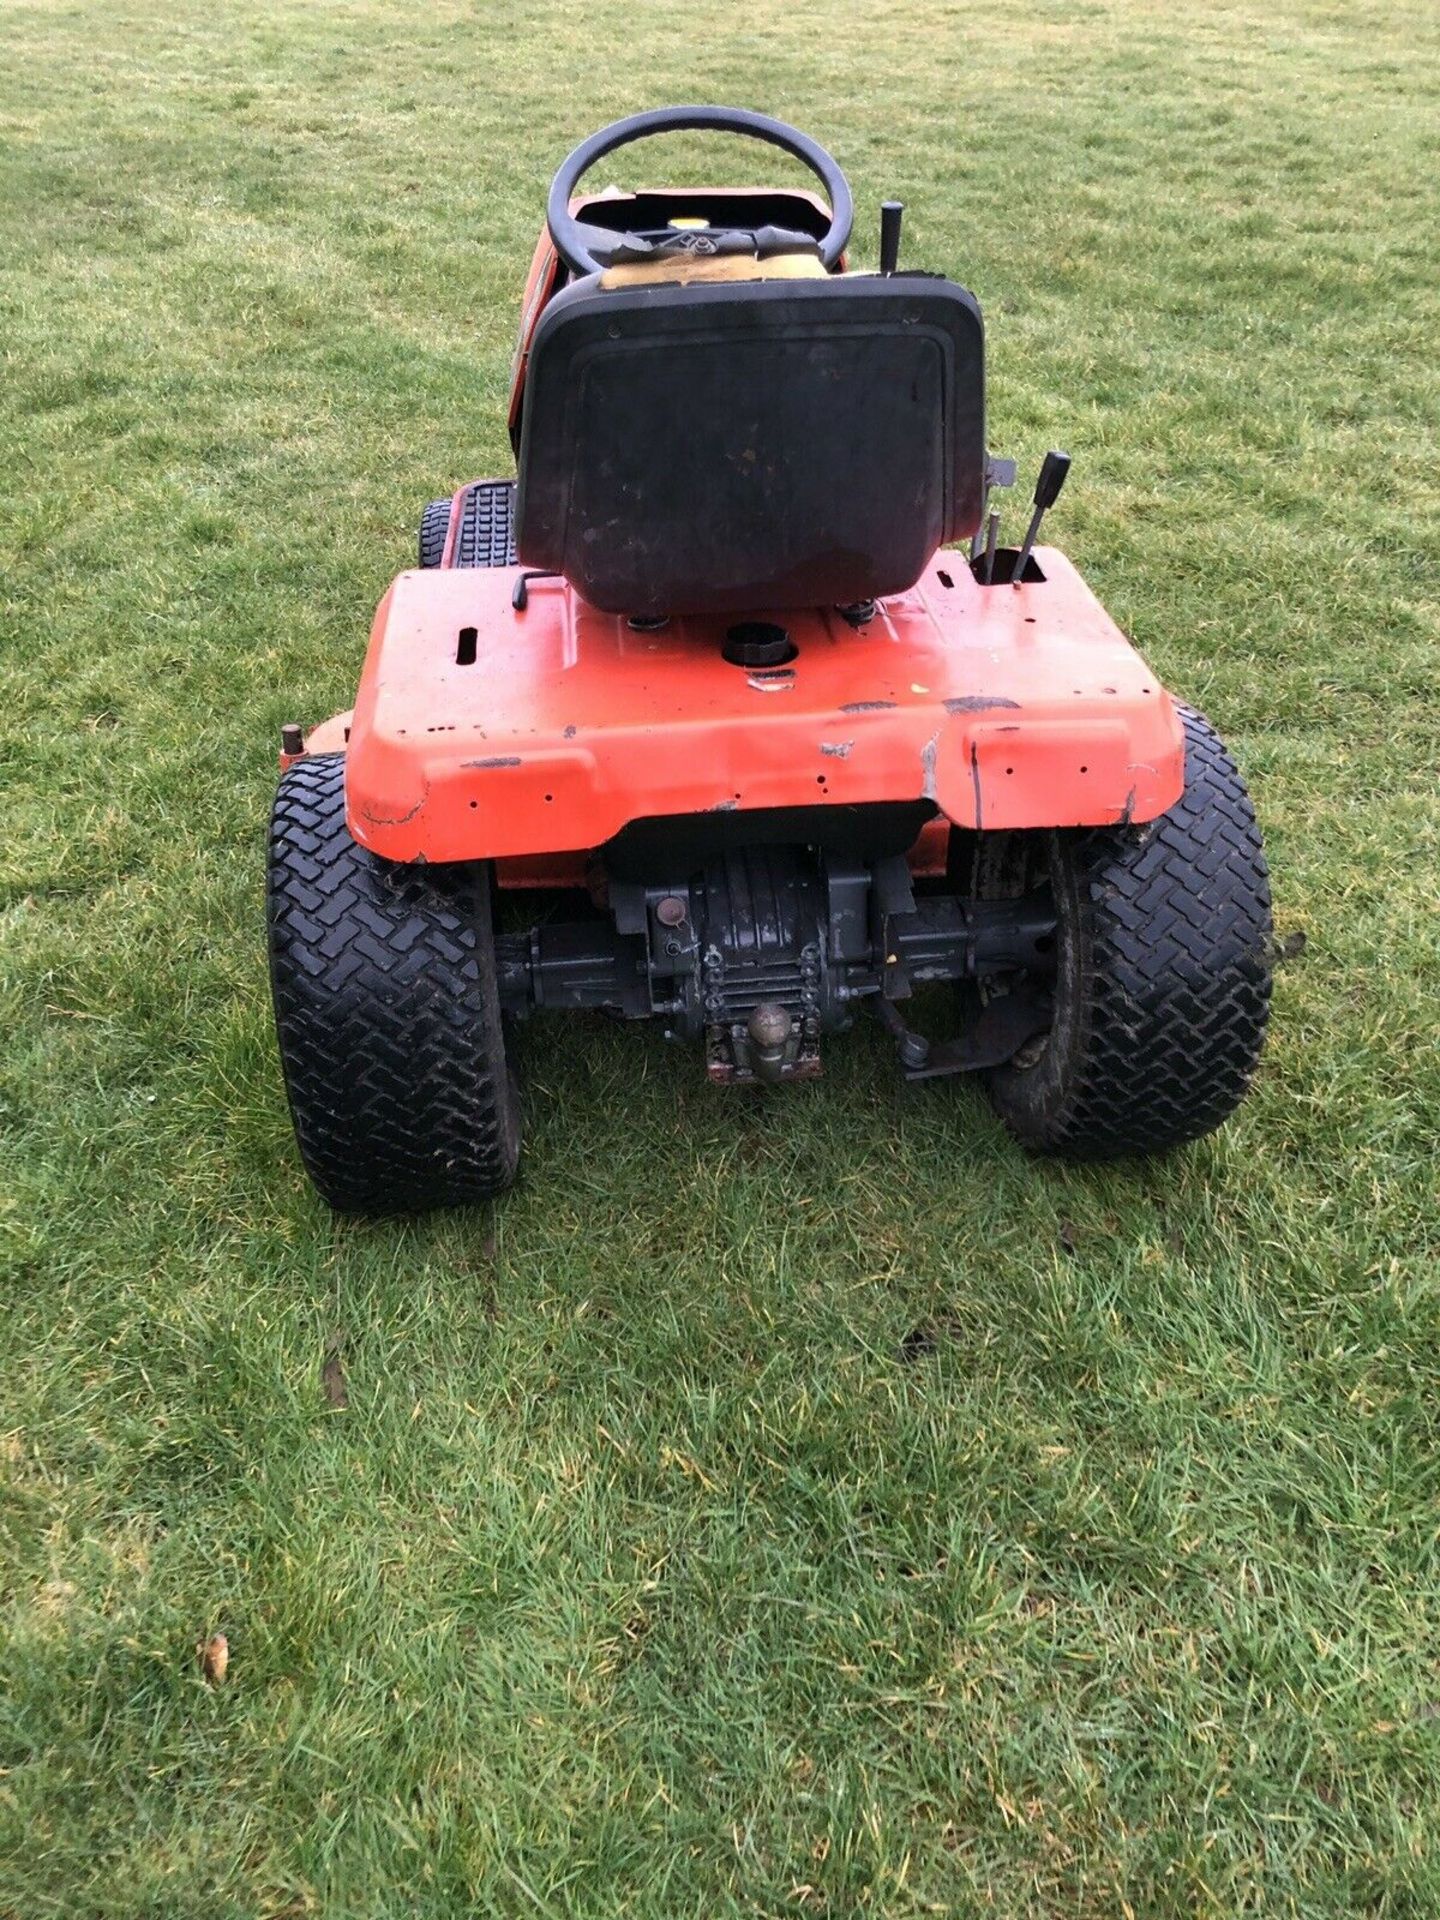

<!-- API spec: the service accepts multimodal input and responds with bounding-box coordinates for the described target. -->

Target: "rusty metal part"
[874,987,1052,1081]
[490,836,1055,1090]
[746,1001,793,1084]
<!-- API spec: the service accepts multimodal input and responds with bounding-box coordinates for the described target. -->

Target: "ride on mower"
[267,107,1273,1213]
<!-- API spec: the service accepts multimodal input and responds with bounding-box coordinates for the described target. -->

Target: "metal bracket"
[873,987,1050,1080]
[511,569,562,611]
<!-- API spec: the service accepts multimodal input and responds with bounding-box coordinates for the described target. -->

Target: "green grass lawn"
[2,0,1438,1912]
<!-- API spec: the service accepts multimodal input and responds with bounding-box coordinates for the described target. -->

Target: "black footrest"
[453,479,518,569]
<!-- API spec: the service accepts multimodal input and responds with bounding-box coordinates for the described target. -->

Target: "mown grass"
[2,0,1438,1912]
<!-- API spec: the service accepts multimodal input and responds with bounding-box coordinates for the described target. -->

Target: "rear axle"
[493,843,1056,1083]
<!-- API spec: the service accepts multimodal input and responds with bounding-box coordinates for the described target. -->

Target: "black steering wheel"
[545,105,854,278]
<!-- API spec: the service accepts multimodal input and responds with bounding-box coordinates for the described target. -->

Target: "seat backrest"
[514,272,985,618]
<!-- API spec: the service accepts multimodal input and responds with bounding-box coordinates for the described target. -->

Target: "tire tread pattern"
[988,706,1273,1158]
[268,754,520,1211]
[418,497,451,568]
[453,479,518,568]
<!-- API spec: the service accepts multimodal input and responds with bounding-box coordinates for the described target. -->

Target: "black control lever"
[1011,450,1071,585]
[879,200,903,274]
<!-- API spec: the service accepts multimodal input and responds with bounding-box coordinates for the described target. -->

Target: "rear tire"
[418,497,451,568]
[979,705,1272,1159]
[268,754,521,1212]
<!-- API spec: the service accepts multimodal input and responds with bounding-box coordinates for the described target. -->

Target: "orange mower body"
[268,109,1272,1214]
[313,537,1183,874]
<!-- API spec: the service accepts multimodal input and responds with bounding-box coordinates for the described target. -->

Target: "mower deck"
[324,519,1183,867]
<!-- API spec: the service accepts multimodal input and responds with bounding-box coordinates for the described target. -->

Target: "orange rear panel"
[341,550,1182,865]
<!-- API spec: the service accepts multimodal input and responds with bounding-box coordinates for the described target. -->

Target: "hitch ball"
[747,1002,793,1084]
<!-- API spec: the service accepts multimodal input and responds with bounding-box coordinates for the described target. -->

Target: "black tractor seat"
[513,268,986,619]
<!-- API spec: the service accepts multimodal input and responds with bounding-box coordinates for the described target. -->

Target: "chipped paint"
[1116,784,1137,826]
[819,740,854,758]
[841,699,897,714]
[970,742,983,829]
[461,755,523,770]
[562,723,578,738]
[709,798,740,812]
[943,694,1022,715]
[920,730,941,802]
[358,785,429,829]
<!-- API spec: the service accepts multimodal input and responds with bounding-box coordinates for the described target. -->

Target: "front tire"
[267,754,521,1212]
[979,705,1272,1159]
[418,496,451,568]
